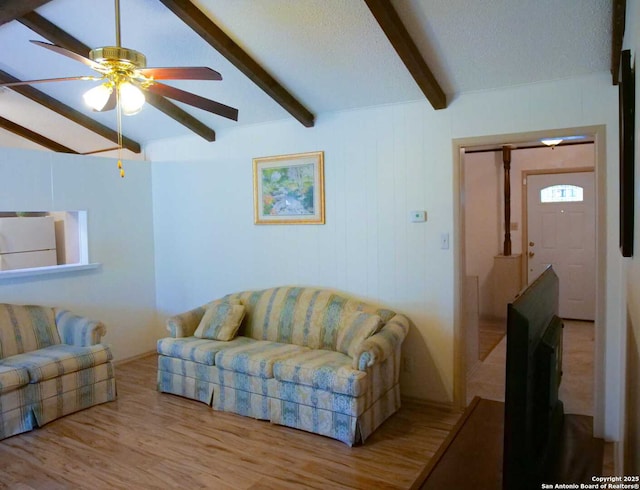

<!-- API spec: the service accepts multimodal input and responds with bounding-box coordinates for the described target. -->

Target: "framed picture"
[253,151,325,225]
[619,49,635,257]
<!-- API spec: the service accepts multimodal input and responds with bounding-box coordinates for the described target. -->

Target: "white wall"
[149,71,622,436]
[0,148,160,361]
[464,151,501,319]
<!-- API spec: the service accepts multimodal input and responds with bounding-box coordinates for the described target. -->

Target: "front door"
[526,171,595,320]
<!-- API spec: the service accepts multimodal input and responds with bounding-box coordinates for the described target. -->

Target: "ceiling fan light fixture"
[83,83,113,111]
[119,82,145,116]
[541,138,563,147]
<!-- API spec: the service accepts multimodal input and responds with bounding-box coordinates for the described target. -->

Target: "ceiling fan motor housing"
[90,46,147,70]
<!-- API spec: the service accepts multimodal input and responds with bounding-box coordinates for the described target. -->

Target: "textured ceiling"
[396,0,612,96]
[0,0,612,157]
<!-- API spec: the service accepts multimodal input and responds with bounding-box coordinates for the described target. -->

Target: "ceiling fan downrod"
[88,0,147,71]
[115,0,121,47]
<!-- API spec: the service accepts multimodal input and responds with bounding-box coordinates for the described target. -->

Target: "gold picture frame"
[253,151,325,225]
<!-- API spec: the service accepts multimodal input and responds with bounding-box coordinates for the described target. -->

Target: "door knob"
[528,251,535,258]
[529,241,535,247]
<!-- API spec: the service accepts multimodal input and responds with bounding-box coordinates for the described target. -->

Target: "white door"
[526,172,595,320]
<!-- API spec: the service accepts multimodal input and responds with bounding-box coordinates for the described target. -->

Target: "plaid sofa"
[157,287,409,445]
[0,304,116,440]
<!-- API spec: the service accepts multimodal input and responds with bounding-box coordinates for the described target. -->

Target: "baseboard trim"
[401,396,456,412]
[113,350,156,366]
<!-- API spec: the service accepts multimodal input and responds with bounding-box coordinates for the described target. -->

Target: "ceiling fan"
[0,0,239,121]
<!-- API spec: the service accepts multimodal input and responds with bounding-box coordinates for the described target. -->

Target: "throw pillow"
[336,311,382,358]
[194,302,246,341]
[205,296,242,308]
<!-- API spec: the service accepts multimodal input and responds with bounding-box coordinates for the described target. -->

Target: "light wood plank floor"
[468,320,595,416]
[478,319,506,362]
[0,354,460,490]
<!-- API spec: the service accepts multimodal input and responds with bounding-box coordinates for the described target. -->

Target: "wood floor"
[478,319,506,362]
[468,320,595,415]
[0,354,460,490]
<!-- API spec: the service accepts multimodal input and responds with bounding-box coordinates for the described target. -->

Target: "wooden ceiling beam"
[0,69,141,154]
[19,12,216,142]
[0,0,53,26]
[611,0,626,85]
[158,0,315,128]
[364,0,447,110]
[0,115,78,153]
[143,91,216,142]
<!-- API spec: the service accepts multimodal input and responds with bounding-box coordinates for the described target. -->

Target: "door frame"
[522,167,594,289]
[452,125,607,437]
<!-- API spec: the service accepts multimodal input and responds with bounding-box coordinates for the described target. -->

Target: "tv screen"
[503,266,564,490]
[619,49,635,257]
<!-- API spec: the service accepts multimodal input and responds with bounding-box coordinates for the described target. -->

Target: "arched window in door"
[540,184,584,203]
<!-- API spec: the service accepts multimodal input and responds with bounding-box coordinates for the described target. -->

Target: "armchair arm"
[166,305,207,338]
[353,314,409,370]
[55,308,106,346]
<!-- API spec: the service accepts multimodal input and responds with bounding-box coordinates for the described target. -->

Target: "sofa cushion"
[273,350,368,397]
[194,303,246,341]
[215,341,309,378]
[227,287,396,350]
[0,344,112,383]
[0,304,61,359]
[157,336,254,366]
[335,311,382,358]
[0,364,30,394]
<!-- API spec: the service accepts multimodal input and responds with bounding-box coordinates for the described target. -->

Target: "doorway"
[453,127,605,435]
[525,170,596,320]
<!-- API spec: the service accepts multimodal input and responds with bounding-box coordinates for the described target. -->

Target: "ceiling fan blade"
[0,76,98,87]
[30,40,103,71]
[145,82,238,121]
[137,67,222,81]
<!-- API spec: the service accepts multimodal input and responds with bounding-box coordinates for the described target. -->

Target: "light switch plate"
[440,233,450,249]
[410,210,427,222]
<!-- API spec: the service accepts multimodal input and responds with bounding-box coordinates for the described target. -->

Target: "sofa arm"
[166,305,207,338]
[353,314,410,370]
[55,309,106,346]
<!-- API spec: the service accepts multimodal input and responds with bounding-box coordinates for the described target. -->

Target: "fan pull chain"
[116,87,125,178]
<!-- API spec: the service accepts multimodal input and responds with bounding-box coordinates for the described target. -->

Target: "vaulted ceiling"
[0,0,617,159]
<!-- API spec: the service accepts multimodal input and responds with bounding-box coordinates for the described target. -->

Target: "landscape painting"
[253,151,325,225]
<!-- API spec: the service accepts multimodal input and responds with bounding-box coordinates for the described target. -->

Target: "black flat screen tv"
[619,48,635,257]
[503,266,564,490]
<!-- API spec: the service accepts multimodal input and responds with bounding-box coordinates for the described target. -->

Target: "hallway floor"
[467,319,594,416]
